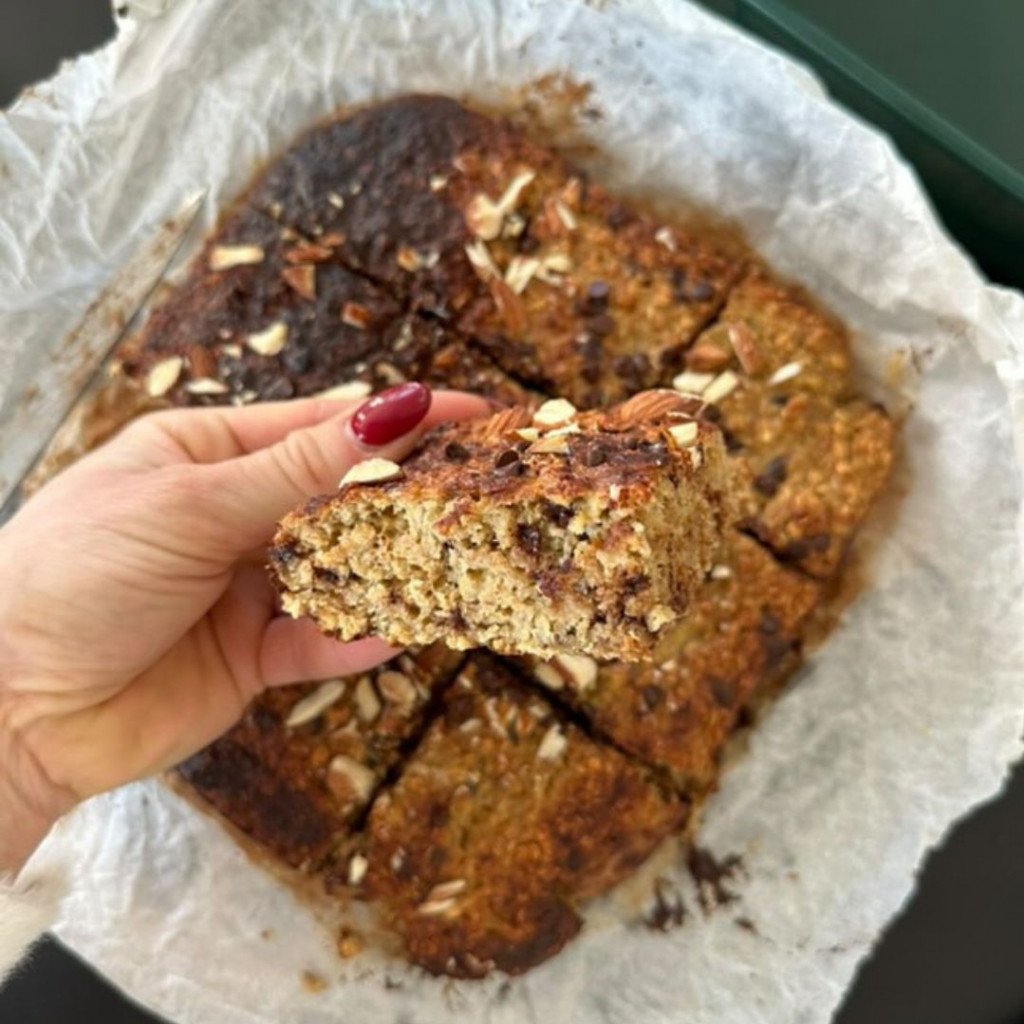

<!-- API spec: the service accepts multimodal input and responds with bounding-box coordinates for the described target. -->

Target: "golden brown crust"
[177,646,463,871]
[525,533,821,793]
[362,655,687,977]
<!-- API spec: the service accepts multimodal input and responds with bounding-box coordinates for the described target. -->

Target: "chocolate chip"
[702,404,722,423]
[611,352,652,389]
[606,203,629,229]
[640,684,664,711]
[282,347,311,375]
[516,522,542,556]
[581,444,608,467]
[623,574,650,595]
[754,456,788,497]
[517,232,540,254]
[671,267,715,303]
[759,611,781,635]
[579,281,611,315]
[688,281,715,302]
[258,375,295,400]
[586,313,616,338]
[709,678,736,708]
[444,441,471,463]
[770,393,790,408]
[495,448,520,468]
[544,502,573,528]
[313,566,340,584]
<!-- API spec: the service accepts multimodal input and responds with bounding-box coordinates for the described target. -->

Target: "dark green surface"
[709,0,1024,288]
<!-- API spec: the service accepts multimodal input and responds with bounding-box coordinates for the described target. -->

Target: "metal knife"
[0,192,206,523]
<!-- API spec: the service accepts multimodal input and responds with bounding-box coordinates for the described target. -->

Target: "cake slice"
[270,390,738,661]
[358,655,686,977]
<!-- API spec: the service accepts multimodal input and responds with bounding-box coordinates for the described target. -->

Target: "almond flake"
[341,301,372,330]
[285,242,333,264]
[495,169,536,214]
[428,879,467,901]
[702,370,740,405]
[689,447,704,469]
[488,278,526,335]
[327,191,345,210]
[347,854,368,886]
[504,255,541,295]
[429,174,448,192]
[528,435,571,455]
[374,362,406,386]
[354,677,381,723]
[246,322,288,357]
[532,662,564,690]
[232,390,258,406]
[502,213,526,238]
[710,564,733,580]
[553,199,578,231]
[220,343,243,359]
[417,897,458,917]
[767,361,803,386]
[377,670,418,706]
[654,227,676,251]
[533,398,577,427]
[728,322,762,375]
[396,245,427,272]
[538,251,572,277]
[281,264,316,300]
[672,371,714,395]
[464,240,500,281]
[317,380,372,401]
[465,194,504,240]
[328,755,375,804]
[669,422,699,448]
[515,427,540,442]
[537,724,567,762]
[546,423,582,438]
[609,484,622,501]
[209,244,264,270]
[145,356,183,397]
[184,377,230,395]
[554,653,598,692]
[339,458,403,487]
[285,680,346,727]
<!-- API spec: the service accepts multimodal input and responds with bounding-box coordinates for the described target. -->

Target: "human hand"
[0,383,491,873]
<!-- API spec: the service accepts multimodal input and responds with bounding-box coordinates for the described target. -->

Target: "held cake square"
[269,391,738,661]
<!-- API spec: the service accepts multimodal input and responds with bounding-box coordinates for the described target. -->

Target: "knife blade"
[0,191,206,524]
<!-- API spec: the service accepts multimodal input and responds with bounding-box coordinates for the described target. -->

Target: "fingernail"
[484,398,509,412]
[350,382,432,446]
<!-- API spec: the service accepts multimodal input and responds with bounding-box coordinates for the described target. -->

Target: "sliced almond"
[528,434,571,455]
[341,301,372,330]
[537,724,567,762]
[354,677,381,723]
[220,343,243,359]
[532,398,577,427]
[339,458,403,487]
[688,447,703,469]
[767,361,803,386]
[427,879,467,901]
[417,897,459,917]
[669,421,699,448]
[285,242,333,264]
[145,356,183,397]
[728,322,762,375]
[285,680,346,727]
[326,191,345,210]
[504,255,541,295]
[184,377,230,395]
[535,251,572,283]
[374,362,406,386]
[532,662,564,691]
[347,853,368,886]
[465,194,504,240]
[686,341,732,372]
[328,755,375,805]
[672,370,714,395]
[246,322,288,357]
[545,423,582,438]
[710,564,733,580]
[496,169,536,214]
[502,213,526,238]
[209,244,264,271]
[396,245,429,272]
[609,483,622,501]
[488,277,526,335]
[702,370,740,405]
[282,264,316,300]
[553,199,578,231]
[428,174,448,192]
[515,427,540,442]
[554,653,598,692]
[377,670,418,707]
[317,380,372,401]
[654,227,676,251]
[464,239,500,281]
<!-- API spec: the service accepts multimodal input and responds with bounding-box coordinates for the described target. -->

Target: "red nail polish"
[350,382,432,446]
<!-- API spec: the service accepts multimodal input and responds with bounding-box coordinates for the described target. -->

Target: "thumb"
[196,383,485,554]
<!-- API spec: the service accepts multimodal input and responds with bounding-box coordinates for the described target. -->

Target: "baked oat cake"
[359,655,686,977]
[270,391,736,661]
[24,93,897,980]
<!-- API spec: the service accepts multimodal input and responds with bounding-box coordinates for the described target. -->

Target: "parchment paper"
[5,1,1024,1022]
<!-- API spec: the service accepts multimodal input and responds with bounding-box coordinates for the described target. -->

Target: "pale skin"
[0,389,490,874]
